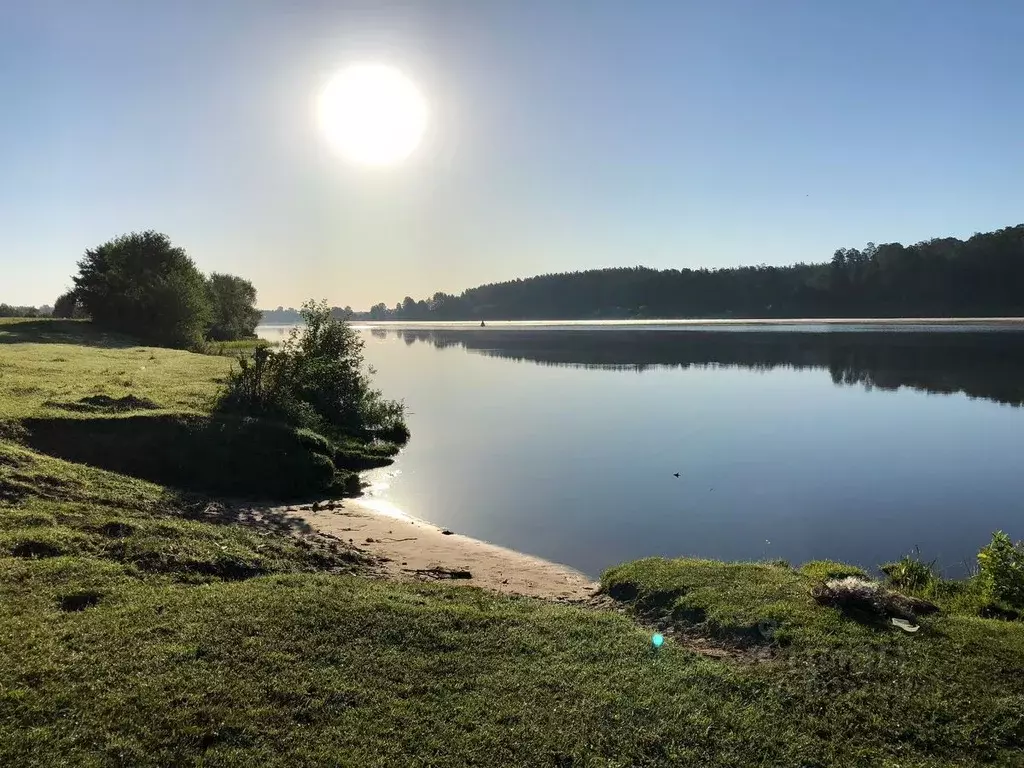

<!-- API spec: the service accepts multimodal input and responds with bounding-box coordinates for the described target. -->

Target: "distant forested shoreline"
[261,223,1024,323]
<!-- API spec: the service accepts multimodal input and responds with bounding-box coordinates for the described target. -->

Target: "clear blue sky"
[3,1,1023,309]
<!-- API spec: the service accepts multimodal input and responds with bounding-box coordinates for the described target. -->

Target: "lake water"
[257,322,1024,578]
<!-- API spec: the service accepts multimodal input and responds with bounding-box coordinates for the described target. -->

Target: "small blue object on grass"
[651,633,664,648]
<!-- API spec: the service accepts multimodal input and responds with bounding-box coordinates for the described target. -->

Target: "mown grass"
[0,570,779,767]
[600,558,1024,764]
[3,517,1023,766]
[2,319,1023,765]
[0,442,361,580]
[0,319,228,420]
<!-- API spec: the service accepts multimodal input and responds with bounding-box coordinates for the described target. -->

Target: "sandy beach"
[277,498,599,601]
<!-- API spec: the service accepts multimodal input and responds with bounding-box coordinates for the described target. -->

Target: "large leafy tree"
[73,231,211,348]
[205,272,262,341]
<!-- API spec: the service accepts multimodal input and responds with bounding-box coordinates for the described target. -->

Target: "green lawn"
[0,318,229,420]
[1,319,1022,766]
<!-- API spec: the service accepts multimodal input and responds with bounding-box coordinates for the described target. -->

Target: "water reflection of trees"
[386,329,1024,406]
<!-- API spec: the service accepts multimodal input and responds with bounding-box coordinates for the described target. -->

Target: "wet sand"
[279,499,598,602]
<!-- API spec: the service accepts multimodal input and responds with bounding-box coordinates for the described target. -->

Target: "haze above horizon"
[4,1,1023,309]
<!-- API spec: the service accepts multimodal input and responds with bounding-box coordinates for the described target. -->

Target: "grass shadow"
[43,394,160,414]
[167,493,317,537]
[0,319,137,348]
[21,414,345,501]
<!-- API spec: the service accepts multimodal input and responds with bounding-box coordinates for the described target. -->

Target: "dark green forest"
[355,224,1024,321]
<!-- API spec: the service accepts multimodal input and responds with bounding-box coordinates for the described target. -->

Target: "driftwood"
[404,567,473,580]
[811,577,939,622]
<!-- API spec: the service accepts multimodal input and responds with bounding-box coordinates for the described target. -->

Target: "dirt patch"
[0,479,28,504]
[115,549,267,582]
[606,582,639,601]
[97,521,134,538]
[10,540,63,558]
[46,394,160,413]
[979,604,1020,621]
[58,591,102,612]
[0,421,28,441]
[0,452,26,468]
[591,590,773,661]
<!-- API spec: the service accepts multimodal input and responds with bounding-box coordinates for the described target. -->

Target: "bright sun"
[317,63,428,166]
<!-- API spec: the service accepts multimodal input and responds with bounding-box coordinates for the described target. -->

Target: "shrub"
[219,346,300,421]
[977,531,1024,608]
[881,550,937,592]
[73,231,211,349]
[218,300,408,442]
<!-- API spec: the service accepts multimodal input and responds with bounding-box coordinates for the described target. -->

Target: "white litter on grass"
[891,617,920,633]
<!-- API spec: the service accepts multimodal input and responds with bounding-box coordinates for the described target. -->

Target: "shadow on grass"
[22,414,343,502]
[43,394,160,413]
[0,319,136,347]
[168,493,317,537]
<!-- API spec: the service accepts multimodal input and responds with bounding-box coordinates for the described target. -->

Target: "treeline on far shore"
[0,303,54,318]
[350,222,1024,322]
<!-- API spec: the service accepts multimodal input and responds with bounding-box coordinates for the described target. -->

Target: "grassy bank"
[0,319,389,498]
[2,319,1023,766]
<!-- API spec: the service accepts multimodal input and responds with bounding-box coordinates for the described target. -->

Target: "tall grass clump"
[217,300,408,444]
[881,548,938,593]
[977,530,1024,608]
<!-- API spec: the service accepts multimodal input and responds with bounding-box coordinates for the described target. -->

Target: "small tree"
[53,290,84,319]
[219,300,407,441]
[73,231,211,349]
[205,273,261,341]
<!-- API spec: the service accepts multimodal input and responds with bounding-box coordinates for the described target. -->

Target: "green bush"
[977,531,1024,608]
[881,551,937,592]
[218,300,408,442]
[332,447,393,471]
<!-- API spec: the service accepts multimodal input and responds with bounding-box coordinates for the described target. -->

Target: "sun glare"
[317,63,428,166]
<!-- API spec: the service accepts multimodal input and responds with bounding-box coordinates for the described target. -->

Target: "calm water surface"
[258,323,1024,578]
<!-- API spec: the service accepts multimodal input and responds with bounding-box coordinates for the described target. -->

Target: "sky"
[3,1,1024,310]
